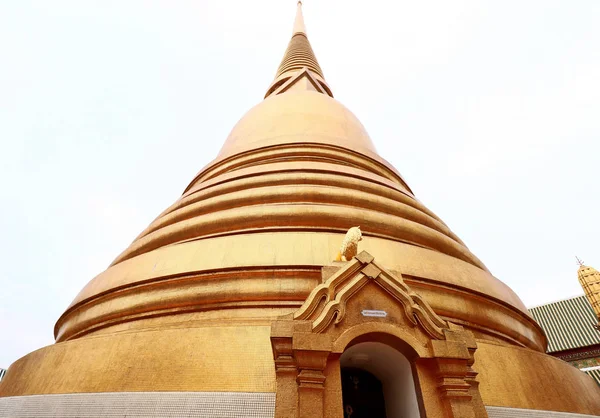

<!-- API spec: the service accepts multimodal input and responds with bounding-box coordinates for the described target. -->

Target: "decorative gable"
[270,67,329,97]
[293,251,449,339]
[270,251,487,418]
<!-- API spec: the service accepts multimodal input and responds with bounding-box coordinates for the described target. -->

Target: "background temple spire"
[577,262,600,330]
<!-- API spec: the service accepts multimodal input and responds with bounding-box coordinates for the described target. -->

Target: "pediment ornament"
[293,251,449,339]
[272,67,327,96]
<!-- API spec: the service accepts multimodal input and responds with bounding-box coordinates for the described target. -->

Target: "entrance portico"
[270,251,488,418]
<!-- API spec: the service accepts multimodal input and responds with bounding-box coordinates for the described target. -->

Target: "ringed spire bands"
[276,32,324,78]
[265,1,332,98]
[578,263,600,328]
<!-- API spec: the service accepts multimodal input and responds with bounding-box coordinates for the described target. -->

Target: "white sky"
[1,0,599,368]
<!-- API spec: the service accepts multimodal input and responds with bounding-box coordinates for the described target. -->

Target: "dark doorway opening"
[341,367,387,418]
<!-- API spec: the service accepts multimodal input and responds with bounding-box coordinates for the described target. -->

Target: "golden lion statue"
[335,226,362,261]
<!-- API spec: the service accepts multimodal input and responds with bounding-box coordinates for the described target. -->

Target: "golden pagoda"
[1,3,599,417]
[578,260,600,330]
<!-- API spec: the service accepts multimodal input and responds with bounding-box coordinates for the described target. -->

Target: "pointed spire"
[577,262,600,331]
[293,1,306,35]
[265,1,332,98]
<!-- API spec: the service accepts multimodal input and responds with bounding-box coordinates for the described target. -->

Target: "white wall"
[0,392,275,418]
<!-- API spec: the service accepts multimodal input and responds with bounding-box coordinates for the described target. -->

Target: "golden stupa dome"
[217,91,378,161]
[49,4,540,350]
[52,86,540,351]
[3,3,599,417]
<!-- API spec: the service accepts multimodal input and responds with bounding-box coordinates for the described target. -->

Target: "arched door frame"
[340,340,420,418]
[270,251,488,418]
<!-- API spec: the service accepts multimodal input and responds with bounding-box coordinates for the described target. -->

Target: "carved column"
[431,332,488,418]
[455,329,488,417]
[435,357,475,418]
[295,349,329,418]
[271,321,298,418]
[442,326,489,418]
[293,332,332,418]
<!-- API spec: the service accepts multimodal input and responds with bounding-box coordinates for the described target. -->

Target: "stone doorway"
[340,341,421,418]
[270,252,488,418]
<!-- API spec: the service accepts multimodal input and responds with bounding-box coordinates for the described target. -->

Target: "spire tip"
[293,0,306,35]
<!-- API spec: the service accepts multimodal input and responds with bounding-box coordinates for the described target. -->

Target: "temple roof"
[530,295,600,353]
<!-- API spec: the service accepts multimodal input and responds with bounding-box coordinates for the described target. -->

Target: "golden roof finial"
[264,0,332,98]
[293,1,306,35]
[576,260,600,331]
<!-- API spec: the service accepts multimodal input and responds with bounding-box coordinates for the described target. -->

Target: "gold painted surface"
[57,269,320,341]
[292,1,306,36]
[265,2,332,98]
[188,144,406,186]
[578,264,600,325]
[216,92,377,161]
[406,278,545,350]
[275,34,323,80]
[474,340,600,414]
[54,233,544,353]
[5,319,598,416]
[144,185,447,240]
[68,233,524,313]
[109,203,486,269]
[0,326,275,396]
[81,309,297,338]
[183,160,412,208]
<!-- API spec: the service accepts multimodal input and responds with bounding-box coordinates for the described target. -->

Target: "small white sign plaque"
[361,310,387,318]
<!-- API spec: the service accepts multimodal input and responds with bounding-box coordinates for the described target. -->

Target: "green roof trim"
[529,295,600,353]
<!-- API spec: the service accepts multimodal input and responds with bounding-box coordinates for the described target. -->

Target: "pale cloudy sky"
[0,1,599,368]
